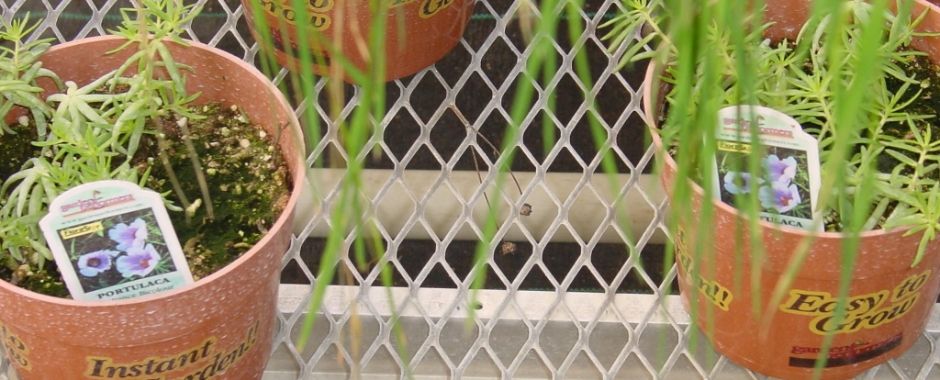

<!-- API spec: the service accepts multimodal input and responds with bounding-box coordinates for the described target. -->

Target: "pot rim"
[0,35,307,307]
[638,7,940,242]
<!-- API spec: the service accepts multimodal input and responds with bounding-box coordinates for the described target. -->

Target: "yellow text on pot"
[259,0,331,31]
[677,252,734,311]
[419,0,454,18]
[779,270,931,335]
[83,321,258,380]
[0,322,30,371]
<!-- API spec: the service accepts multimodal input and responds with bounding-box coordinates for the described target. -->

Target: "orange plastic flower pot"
[643,1,940,379]
[0,36,305,380]
[241,0,474,81]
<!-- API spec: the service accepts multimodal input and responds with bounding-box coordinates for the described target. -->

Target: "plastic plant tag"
[39,180,193,301]
[713,105,823,231]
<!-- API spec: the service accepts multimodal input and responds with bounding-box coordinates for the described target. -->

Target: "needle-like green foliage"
[0,14,58,137]
[0,1,204,286]
[606,0,940,265]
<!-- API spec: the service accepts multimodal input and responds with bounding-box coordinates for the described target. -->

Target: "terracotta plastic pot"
[241,0,474,81]
[642,1,940,379]
[0,36,305,379]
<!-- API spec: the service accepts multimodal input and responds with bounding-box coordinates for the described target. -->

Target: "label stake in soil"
[39,180,193,301]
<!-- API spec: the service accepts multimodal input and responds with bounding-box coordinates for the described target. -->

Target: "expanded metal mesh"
[3,1,940,379]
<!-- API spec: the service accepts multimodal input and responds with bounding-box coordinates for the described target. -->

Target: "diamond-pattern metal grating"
[3,1,940,379]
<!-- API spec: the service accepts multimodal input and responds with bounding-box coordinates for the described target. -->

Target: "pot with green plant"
[0,1,305,378]
[607,0,940,378]
[240,0,475,81]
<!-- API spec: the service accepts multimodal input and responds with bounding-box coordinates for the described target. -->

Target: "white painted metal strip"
[295,169,668,244]
[278,284,940,330]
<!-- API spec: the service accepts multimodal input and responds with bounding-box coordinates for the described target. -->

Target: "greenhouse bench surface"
[258,288,940,379]
[4,0,940,379]
[4,290,940,379]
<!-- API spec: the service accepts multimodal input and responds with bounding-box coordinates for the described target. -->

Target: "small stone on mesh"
[499,241,517,256]
[520,203,532,216]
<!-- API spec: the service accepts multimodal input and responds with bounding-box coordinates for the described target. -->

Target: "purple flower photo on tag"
[713,105,822,231]
[117,244,162,278]
[57,209,178,293]
[41,180,194,301]
[723,172,756,195]
[77,250,119,277]
[764,155,797,183]
[717,147,811,219]
[108,218,148,251]
[759,180,802,213]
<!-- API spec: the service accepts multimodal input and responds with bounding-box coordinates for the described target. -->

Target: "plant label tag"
[39,180,193,301]
[712,105,823,231]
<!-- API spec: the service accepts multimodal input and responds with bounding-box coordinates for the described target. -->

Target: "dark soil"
[0,264,66,296]
[144,104,291,281]
[0,122,39,180]
[0,103,290,296]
